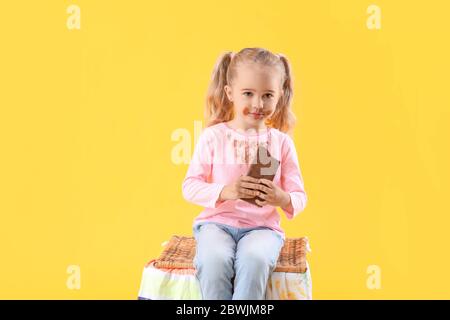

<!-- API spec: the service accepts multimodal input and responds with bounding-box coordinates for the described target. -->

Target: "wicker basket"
[153,235,310,273]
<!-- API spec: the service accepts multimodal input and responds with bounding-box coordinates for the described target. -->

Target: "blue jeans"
[192,221,284,300]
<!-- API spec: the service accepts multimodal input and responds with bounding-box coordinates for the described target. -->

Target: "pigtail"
[204,51,235,127]
[268,53,297,135]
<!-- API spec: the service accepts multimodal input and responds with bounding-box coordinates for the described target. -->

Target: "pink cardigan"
[182,122,307,239]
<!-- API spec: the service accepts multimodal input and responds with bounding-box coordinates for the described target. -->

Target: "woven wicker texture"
[153,235,309,273]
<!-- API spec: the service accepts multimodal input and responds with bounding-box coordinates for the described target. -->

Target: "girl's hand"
[219,175,266,201]
[255,179,291,208]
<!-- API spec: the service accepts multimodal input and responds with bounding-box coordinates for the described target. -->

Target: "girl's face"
[224,63,283,130]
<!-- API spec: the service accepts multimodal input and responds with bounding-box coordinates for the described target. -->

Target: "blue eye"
[243,92,273,97]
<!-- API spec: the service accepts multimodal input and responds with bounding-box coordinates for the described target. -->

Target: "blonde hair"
[204,47,297,134]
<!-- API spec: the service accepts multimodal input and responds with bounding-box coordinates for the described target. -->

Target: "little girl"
[182,47,307,300]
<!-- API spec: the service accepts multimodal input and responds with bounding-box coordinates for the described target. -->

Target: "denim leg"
[232,229,284,300]
[193,223,236,300]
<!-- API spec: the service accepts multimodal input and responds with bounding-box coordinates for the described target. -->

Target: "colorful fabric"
[138,260,312,300]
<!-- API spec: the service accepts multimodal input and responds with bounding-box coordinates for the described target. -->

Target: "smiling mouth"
[248,113,264,119]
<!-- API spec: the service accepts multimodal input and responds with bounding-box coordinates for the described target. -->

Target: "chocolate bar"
[241,145,280,207]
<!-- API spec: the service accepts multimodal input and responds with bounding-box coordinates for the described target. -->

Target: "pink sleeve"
[182,129,226,208]
[280,135,308,219]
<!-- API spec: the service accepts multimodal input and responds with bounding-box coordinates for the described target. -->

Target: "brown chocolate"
[241,145,280,207]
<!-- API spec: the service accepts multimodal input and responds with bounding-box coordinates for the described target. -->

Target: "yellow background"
[1,0,449,299]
